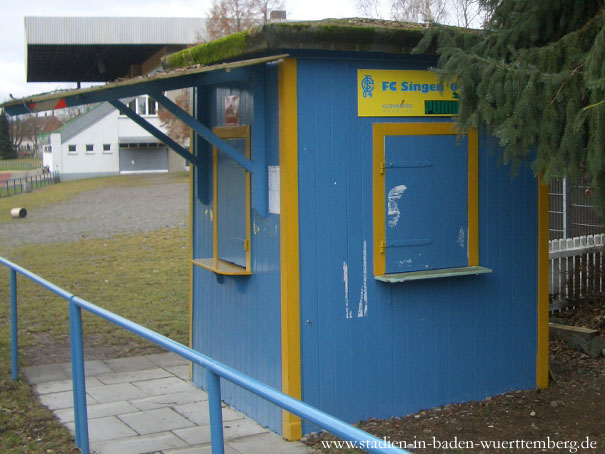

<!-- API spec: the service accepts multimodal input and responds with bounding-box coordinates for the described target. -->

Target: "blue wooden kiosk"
[3,19,549,442]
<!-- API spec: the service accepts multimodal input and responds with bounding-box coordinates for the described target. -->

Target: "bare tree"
[355,0,387,19]
[354,0,490,27]
[157,90,192,147]
[207,0,286,39]
[250,0,286,24]
[391,0,449,23]
[450,0,484,27]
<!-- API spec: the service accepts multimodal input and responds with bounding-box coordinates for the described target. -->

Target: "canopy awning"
[2,54,287,116]
[3,53,287,218]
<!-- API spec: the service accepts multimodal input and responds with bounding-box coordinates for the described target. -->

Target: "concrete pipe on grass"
[10,208,27,218]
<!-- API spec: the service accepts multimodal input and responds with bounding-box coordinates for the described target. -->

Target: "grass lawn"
[0,174,190,453]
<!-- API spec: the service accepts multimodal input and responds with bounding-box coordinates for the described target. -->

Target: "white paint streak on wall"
[457,226,465,249]
[387,185,407,228]
[358,241,368,318]
[343,261,352,319]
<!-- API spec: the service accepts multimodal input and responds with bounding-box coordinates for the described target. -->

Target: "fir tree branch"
[550,64,584,105]
[583,100,605,111]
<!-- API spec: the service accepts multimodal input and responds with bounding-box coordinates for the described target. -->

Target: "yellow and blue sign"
[358,69,459,117]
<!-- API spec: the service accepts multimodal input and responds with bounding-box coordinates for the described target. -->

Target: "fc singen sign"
[358,69,459,117]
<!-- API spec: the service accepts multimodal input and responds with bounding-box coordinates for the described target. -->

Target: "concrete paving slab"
[130,391,208,411]
[34,376,103,394]
[163,445,241,454]
[22,363,70,384]
[227,432,314,454]
[66,415,137,442]
[58,360,113,377]
[119,407,195,435]
[147,352,189,367]
[104,355,157,373]
[96,367,172,385]
[132,376,197,396]
[87,382,149,403]
[38,390,98,411]
[164,364,190,381]
[173,418,268,446]
[55,401,140,424]
[90,431,188,454]
[173,401,244,426]
[23,355,312,454]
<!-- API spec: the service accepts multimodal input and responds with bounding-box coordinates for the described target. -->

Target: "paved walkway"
[22,353,312,454]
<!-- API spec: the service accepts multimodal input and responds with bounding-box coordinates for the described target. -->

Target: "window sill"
[193,258,251,276]
[375,266,492,283]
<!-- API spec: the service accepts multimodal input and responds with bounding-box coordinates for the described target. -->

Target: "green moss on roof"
[163,18,427,69]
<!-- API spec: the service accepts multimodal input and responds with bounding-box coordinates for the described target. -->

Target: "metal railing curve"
[1,256,410,454]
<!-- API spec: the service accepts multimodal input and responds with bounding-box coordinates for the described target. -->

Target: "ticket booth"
[3,19,549,442]
[177,21,549,440]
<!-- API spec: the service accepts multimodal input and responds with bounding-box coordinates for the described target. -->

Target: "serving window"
[193,125,252,275]
[373,122,490,282]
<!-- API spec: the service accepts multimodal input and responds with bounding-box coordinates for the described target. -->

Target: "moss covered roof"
[162,18,427,69]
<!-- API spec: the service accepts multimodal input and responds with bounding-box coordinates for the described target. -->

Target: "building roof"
[25,16,208,83]
[162,18,428,69]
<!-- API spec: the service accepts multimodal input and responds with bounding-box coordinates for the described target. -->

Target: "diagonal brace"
[108,100,200,166]
[150,91,254,173]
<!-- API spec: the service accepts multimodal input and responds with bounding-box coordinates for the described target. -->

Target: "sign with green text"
[358,69,459,117]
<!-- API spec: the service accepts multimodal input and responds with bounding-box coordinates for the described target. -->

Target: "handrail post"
[10,269,18,380]
[69,299,90,454]
[207,370,225,454]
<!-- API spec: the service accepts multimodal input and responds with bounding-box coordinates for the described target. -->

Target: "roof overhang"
[2,53,286,219]
[2,54,287,116]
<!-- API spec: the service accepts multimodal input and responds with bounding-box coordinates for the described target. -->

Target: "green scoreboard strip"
[425,100,459,115]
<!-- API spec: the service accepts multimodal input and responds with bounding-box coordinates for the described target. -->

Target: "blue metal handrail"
[1,256,410,454]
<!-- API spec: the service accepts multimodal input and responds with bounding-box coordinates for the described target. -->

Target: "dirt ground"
[306,301,605,454]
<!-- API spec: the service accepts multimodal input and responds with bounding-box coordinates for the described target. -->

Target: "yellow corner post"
[536,177,550,388]
[278,58,302,440]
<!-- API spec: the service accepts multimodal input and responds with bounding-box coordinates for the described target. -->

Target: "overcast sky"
[0,0,358,102]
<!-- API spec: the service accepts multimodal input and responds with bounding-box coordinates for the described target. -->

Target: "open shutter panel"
[383,134,468,273]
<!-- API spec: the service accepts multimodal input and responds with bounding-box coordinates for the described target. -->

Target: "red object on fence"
[0,173,12,182]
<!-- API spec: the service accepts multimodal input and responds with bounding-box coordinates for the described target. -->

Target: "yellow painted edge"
[536,176,550,389]
[188,130,195,380]
[373,122,478,275]
[192,258,252,275]
[467,128,479,266]
[212,147,218,269]
[372,124,387,277]
[278,58,302,441]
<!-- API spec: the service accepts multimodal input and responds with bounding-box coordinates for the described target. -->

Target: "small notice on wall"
[225,95,240,125]
[357,69,459,117]
[268,166,280,214]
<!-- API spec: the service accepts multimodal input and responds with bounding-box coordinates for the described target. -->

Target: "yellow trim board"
[536,177,549,388]
[372,122,479,276]
[278,58,302,441]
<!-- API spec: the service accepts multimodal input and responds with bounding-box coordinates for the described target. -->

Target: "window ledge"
[375,266,492,283]
[193,258,251,276]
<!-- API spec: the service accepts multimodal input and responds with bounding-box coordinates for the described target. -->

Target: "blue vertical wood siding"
[191,63,283,433]
[296,56,538,433]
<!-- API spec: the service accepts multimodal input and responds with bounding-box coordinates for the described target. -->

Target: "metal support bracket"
[108,99,200,166]
[150,91,254,173]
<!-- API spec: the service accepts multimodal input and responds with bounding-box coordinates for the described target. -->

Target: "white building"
[42,95,186,180]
